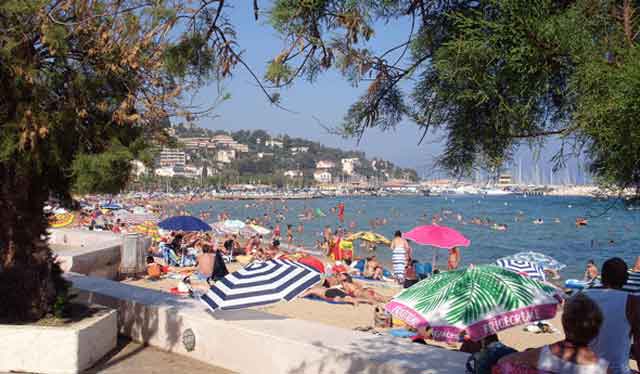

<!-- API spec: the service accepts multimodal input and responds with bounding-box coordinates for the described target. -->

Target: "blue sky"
[187,3,439,174]
[186,2,587,183]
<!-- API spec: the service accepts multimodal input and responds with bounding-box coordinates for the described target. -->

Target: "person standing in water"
[390,230,411,284]
[337,202,345,223]
[447,247,460,270]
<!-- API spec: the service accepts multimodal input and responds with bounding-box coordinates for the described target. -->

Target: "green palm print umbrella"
[385,265,561,342]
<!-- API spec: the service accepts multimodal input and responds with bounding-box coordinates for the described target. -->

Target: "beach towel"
[304,295,352,305]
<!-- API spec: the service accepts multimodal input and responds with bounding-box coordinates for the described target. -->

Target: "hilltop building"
[313,170,332,183]
[158,148,186,168]
[341,158,359,176]
[291,146,309,155]
[284,170,303,178]
[316,160,336,169]
[265,138,284,148]
[216,149,236,163]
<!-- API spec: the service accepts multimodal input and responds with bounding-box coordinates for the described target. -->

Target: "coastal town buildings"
[313,170,332,183]
[316,160,336,169]
[265,138,284,148]
[284,170,303,178]
[158,148,186,168]
[341,158,360,175]
[216,149,236,163]
[291,146,309,155]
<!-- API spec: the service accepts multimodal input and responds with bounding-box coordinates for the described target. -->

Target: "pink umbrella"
[403,225,470,248]
[403,225,470,270]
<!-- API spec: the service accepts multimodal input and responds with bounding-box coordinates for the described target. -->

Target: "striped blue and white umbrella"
[501,251,566,272]
[200,259,321,311]
[496,259,547,282]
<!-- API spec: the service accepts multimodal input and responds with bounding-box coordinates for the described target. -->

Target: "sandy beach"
[123,265,565,353]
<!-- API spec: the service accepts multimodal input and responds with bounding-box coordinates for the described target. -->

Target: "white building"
[230,143,249,153]
[341,158,360,176]
[130,160,148,177]
[211,134,235,146]
[284,170,303,178]
[313,170,332,183]
[158,148,186,167]
[291,146,309,154]
[257,152,274,159]
[155,166,178,177]
[216,149,236,163]
[316,160,336,170]
[266,139,284,148]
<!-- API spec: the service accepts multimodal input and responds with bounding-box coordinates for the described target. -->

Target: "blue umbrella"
[158,216,212,232]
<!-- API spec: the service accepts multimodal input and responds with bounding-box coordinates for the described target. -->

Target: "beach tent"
[386,265,561,342]
[200,259,321,311]
[158,216,212,232]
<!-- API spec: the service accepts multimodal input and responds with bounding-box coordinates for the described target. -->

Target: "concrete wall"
[69,273,468,374]
[50,229,123,280]
[0,308,117,374]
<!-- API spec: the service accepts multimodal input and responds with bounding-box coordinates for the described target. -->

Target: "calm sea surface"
[185,195,640,280]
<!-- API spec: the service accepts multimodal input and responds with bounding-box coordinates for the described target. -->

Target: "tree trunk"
[0,160,63,323]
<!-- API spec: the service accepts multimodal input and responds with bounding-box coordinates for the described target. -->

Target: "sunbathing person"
[363,256,384,280]
[301,286,361,305]
[338,273,389,303]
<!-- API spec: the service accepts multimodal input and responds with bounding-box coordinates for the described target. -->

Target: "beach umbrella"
[114,210,158,225]
[220,219,246,233]
[495,259,546,282]
[403,225,470,269]
[297,256,325,273]
[49,212,75,228]
[501,251,566,271]
[403,225,470,248]
[200,259,322,311]
[385,265,560,342]
[344,231,391,246]
[158,216,212,232]
[134,221,160,240]
[249,224,271,235]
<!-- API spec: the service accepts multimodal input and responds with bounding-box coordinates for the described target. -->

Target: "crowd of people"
[456,257,640,374]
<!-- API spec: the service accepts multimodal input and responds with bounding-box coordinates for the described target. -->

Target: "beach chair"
[415,262,432,280]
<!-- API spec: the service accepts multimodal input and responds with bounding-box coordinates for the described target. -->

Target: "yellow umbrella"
[344,231,391,246]
[135,220,160,240]
[49,213,75,228]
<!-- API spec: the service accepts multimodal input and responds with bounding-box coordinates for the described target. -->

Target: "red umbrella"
[403,225,470,248]
[298,256,325,274]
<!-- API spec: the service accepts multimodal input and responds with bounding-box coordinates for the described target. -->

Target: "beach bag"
[466,342,517,374]
[373,306,392,328]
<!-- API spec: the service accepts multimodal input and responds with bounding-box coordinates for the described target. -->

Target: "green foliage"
[72,141,133,194]
[267,0,640,194]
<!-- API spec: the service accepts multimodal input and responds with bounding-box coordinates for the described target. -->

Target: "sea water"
[187,195,640,279]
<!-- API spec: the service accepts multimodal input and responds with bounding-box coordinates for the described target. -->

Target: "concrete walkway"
[86,336,234,374]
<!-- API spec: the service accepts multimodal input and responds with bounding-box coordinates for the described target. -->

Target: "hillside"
[171,124,418,185]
